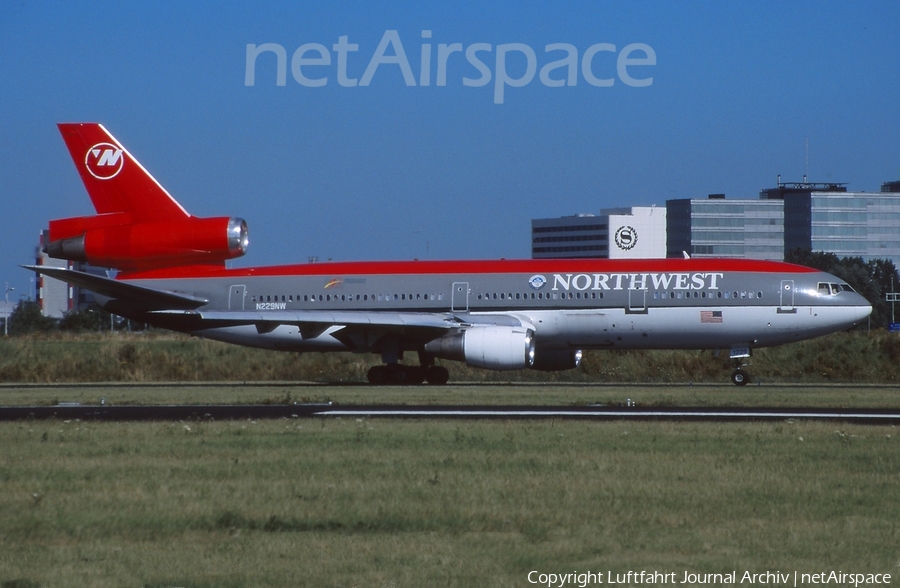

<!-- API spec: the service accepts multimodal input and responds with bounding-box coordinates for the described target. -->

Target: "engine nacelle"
[530,348,583,371]
[424,327,535,370]
[45,216,248,271]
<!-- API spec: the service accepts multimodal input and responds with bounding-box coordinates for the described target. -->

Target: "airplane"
[26,123,872,386]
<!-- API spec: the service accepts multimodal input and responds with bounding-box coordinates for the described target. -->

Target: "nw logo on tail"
[85,143,124,179]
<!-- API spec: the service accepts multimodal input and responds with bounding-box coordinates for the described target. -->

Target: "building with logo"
[531,206,666,259]
[666,195,784,260]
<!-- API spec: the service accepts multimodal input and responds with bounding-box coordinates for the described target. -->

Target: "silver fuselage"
[111,258,872,358]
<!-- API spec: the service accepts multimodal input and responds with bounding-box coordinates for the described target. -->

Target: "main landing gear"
[366,364,450,385]
[367,348,450,386]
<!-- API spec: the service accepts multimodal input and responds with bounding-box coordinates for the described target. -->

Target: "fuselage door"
[779,280,795,313]
[229,285,247,310]
[451,282,469,312]
[627,287,648,314]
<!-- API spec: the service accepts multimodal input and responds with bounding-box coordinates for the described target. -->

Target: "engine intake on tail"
[44,216,248,271]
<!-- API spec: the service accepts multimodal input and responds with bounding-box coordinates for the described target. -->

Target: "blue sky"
[1,1,898,299]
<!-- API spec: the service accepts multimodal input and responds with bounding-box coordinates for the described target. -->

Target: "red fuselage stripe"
[119,258,818,280]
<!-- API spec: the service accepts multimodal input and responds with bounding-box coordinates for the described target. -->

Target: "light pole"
[3,283,13,336]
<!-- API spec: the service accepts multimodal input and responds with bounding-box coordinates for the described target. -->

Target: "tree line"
[785,249,899,329]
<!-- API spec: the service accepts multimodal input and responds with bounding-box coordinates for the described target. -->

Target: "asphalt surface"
[1,403,899,424]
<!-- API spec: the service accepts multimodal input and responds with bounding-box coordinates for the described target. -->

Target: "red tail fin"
[46,124,248,272]
[57,123,190,222]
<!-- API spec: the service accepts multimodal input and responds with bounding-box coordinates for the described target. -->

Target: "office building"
[761,181,900,262]
[532,206,666,259]
[666,195,784,260]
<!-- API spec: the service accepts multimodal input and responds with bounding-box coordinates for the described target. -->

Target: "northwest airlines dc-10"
[27,124,871,385]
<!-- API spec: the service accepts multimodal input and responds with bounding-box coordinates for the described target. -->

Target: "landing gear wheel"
[368,365,428,385]
[367,365,388,385]
[424,365,450,385]
[731,369,750,386]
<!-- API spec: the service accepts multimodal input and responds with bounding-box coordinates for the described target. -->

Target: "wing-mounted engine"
[44,215,248,271]
[424,326,535,370]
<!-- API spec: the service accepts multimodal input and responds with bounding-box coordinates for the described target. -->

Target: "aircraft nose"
[849,293,873,324]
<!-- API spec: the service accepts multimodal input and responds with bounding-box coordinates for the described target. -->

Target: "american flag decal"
[700,310,723,323]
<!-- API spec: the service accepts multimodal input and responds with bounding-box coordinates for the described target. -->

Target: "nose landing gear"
[730,347,752,386]
[731,368,750,386]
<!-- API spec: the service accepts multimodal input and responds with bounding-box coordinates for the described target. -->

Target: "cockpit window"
[817,282,848,296]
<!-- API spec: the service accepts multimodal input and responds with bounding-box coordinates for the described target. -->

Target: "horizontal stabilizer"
[22,265,208,311]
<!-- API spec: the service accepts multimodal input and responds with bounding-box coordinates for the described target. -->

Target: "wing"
[24,266,530,352]
[151,309,526,351]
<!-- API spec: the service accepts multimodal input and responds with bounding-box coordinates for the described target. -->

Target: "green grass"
[1,329,899,384]
[0,419,897,587]
[2,382,900,409]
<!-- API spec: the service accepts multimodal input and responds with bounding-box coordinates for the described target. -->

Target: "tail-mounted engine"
[44,215,248,271]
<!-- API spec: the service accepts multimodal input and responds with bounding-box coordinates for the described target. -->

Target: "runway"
[2,403,900,424]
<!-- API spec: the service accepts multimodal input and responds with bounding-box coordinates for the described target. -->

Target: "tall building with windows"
[666,195,784,260]
[761,181,900,262]
[531,206,666,259]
